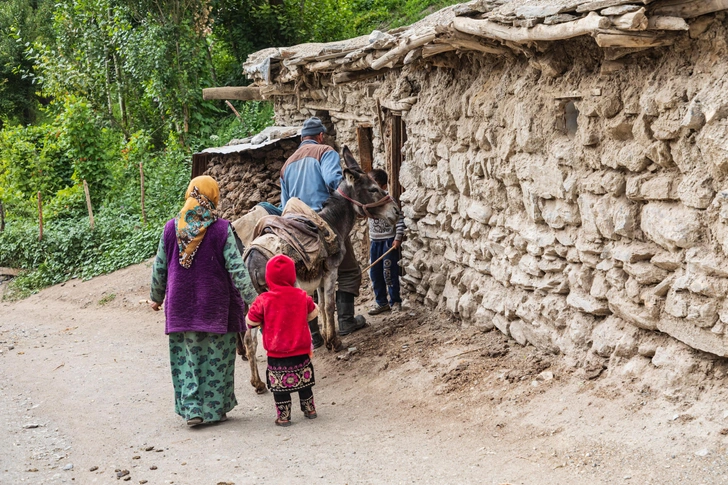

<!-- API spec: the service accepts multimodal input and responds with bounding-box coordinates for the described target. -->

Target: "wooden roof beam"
[202,86,263,101]
[651,0,728,18]
[453,11,610,43]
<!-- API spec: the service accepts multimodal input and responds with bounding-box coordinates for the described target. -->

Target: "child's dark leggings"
[274,388,315,421]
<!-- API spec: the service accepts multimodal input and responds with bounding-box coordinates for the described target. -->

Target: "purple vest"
[163,218,245,335]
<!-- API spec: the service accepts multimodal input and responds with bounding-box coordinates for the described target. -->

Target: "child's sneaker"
[368,303,391,315]
[391,302,402,313]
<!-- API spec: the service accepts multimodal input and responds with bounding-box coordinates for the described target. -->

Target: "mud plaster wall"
[269,15,728,382]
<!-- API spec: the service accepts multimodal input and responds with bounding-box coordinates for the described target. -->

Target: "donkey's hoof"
[324,340,343,352]
[252,382,267,394]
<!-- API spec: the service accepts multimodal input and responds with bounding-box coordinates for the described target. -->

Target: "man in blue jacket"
[280,117,366,346]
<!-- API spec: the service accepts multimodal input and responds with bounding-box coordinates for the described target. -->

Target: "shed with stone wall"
[192,126,301,221]
[219,0,728,376]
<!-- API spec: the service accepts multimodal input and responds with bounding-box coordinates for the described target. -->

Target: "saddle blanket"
[238,198,339,274]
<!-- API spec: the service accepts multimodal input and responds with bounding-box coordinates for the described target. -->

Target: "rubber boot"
[336,291,367,336]
[308,317,324,349]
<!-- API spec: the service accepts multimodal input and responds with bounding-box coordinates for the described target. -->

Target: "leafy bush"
[0,123,73,219]
[0,212,163,300]
[0,122,192,300]
[191,101,274,149]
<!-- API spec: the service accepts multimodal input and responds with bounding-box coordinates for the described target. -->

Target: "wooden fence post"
[83,180,95,230]
[37,192,43,241]
[0,200,5,232]
[139,162,147,224]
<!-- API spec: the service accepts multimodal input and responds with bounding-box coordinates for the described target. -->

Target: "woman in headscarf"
[149,175,258,427]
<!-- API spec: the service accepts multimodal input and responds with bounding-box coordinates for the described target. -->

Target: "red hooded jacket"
[246,254,318,358]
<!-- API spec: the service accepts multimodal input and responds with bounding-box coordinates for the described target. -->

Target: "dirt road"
[3,261,728,484]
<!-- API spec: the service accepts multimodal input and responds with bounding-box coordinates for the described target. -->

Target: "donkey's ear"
[343,168,360,185]
[342,146,361,171]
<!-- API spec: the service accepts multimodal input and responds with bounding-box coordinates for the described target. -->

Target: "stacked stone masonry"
[240,8,728,377]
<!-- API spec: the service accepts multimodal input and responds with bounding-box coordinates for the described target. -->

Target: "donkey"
[241,146,399,393]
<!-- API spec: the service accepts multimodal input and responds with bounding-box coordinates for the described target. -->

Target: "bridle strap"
[336,188,392,219]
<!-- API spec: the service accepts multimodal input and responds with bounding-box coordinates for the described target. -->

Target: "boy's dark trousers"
[369,237,401,307]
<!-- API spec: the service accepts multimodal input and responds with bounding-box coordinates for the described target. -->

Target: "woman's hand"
[150,301,161,311]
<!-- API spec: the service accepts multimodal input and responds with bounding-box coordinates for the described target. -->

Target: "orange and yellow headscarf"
[175,176,221,269]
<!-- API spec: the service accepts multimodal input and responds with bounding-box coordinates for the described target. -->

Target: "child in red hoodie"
[246,254,319,426]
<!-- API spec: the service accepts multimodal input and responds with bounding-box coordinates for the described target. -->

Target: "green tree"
[0,0,54,128]
[30,0,225,145]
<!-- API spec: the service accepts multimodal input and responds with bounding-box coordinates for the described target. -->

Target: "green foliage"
[0,0,55,128]
[0,0,451,299]
[350,0,460,32]
[0,108,191,300]
[213,0,458,69]
[191,101,274,149]
[0,96,123,217]
[0,123,71,219]
[0,212,163,300]
[57,96,123,199]
[98,293,116,305]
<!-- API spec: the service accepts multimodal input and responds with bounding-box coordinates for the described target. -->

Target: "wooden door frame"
[388,114,406,204]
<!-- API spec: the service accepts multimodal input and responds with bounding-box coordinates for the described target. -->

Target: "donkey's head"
[338,146,400,225]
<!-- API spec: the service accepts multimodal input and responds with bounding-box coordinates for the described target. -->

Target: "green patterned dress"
[151,226,257,423]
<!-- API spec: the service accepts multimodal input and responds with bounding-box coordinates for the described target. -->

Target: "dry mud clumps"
[203,138,300,220]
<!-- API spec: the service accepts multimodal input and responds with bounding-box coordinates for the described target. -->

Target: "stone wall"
[269,15,728,374]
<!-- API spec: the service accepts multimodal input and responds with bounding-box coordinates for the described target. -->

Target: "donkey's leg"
[322,272,342,352]
[317,286,328,348]
[244,327,266,394]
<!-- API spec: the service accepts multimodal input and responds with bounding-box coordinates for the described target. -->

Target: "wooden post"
[139,162,147,224]
[376,98,387,163]
[356,126,374,173]
[83,180,95,230]
[37,192,43,241]
[0,201,5,232]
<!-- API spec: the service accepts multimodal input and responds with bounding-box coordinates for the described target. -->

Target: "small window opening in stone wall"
[564,100,579,139]
[357,126,374,173]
